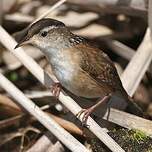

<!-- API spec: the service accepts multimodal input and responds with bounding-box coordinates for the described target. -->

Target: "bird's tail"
[126,95,144,117]
[118,87,144,117]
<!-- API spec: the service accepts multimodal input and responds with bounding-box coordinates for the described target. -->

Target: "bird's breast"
[48,51,79,86]
[53,61,77,83]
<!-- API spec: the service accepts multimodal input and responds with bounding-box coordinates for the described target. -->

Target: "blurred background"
[0,0,152,152]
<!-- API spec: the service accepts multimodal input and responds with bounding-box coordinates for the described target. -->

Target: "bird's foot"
[76,94,112,126]
[76,108,93,127]
[50,83,62,98]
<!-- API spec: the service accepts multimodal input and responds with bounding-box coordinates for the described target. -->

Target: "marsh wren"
[15,18,138,124]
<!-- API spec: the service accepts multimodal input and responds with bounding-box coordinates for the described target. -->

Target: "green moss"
[89,128,152,152]
[130,129,148,143]
[7,72,18,81]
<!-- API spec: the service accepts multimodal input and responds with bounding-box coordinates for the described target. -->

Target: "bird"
[15,18,142,124]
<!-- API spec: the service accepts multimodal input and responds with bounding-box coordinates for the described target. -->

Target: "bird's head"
[15,18,71,51]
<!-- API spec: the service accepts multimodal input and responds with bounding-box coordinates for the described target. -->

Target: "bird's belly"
[53,67,109,98]
[52,61,79,93]
[49,54,111,98]
[53,67,75,88]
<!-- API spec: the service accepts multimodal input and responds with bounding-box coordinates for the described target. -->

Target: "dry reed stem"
[0,72,89,152]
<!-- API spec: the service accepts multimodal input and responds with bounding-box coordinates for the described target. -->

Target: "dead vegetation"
[0,0,152,151]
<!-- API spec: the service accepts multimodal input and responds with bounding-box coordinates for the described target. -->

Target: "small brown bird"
[15,18,141,124]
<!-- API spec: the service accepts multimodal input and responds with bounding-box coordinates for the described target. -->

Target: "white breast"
[54,59,76,82]
[48,51,78,84]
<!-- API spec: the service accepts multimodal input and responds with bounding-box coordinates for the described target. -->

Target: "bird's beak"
[14,36,31,49]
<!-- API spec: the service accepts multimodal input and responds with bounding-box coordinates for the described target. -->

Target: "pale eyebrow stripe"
[41,26,59,32]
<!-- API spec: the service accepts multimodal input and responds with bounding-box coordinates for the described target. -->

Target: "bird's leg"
[77,94,112,126]
[50,82,62,98]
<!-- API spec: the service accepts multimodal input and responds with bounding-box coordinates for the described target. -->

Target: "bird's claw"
[76,109,91,127]
[50,83,61,99]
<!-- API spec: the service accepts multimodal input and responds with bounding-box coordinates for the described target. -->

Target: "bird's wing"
[74,43,123,92]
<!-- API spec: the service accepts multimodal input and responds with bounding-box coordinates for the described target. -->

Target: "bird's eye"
[41,31,47,37]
